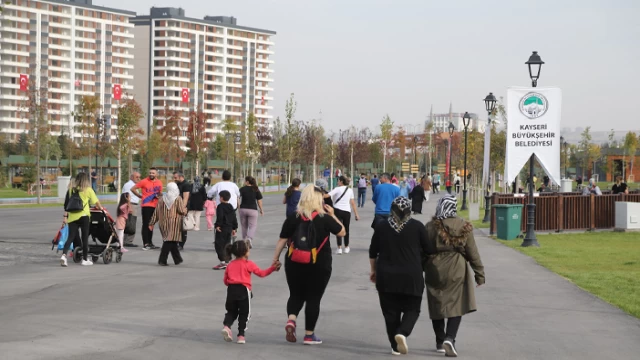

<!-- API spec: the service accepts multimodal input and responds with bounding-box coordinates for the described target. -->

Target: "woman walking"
[369,197,432,355]
[273,185,346,345]
[283,178,302,217]
[326,176,359,254]
[238,176,264,247]
[60,172,103,266]
[188,176,207,231]
[149,182,187,266]
[421,175,432,202]
[424,195,485,357]
[409,182,426,215]
[399,180,409,198]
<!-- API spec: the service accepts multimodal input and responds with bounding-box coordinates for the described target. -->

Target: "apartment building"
[425,104,483,133]
[0,0,135,142]
[131,7,275,142]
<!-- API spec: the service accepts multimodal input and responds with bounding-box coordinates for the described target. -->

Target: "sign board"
[505,87,562,186]
[401,162,410,171]
[411,165,419,173]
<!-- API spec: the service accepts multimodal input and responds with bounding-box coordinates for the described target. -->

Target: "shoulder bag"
[333,187,349,204]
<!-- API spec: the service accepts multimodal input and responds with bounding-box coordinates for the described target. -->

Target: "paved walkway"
[0,192,638,359]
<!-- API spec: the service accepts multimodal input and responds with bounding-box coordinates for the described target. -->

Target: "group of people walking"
[57,168,484,357]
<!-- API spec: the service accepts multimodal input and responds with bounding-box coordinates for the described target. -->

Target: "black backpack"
[287,212,328,264]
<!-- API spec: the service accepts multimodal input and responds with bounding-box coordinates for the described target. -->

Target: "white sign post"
[505,87,562,187]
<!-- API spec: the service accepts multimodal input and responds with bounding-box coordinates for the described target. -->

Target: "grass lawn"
[457,205,489,229]
[0,185,59,199]
[499,232,640,318]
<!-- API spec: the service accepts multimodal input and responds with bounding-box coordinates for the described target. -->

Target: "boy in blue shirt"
[371,173,400,229]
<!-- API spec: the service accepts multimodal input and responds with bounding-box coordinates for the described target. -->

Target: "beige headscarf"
[163,182,180,209]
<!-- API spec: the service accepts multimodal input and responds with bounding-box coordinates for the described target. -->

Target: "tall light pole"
[461,112,471,210]
[560,136,565,179]
[563,140,568,179]
[446,122,454,194]
[327,137,334,190]
[522,51,544,248]
[482,93,497,223]
[233,132,241,183]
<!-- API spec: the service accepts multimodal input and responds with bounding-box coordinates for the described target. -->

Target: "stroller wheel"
[103,248,113,264]
[115,252,122,263]
[73,249,82,263]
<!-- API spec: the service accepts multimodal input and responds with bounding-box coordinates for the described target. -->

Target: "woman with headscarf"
[409,181,426,214]
[398,180,409,198]
[369,197,433,355]
[149,182,187,266]
[423,195,485,357]
[188,176,207,231]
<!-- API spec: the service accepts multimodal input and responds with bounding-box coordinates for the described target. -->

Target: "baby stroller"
[71,208,123,265]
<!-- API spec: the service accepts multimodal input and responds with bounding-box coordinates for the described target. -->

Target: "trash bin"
[493,204,523,240]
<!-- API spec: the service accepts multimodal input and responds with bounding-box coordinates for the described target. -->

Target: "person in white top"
[325,176,360,254]
[120,171,141,247]
[206,170,241,209]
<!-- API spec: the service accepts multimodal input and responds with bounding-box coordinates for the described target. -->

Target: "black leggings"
[63,216,90,261]
[432,316,462,343]
[333,208,351,247]
[285,257,332,332]
[141,207,156,246]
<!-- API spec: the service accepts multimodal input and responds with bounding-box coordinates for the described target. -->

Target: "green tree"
[116,97,145,198]
[301,119,325,182]
[578,127,594,178]
[142,120,164,175]
[623,131,638,181]
[283,93,301,183]
[222,117,238,169]
[74,95,101,171]
[187,107,207,175]
[380,114,394,172]
[245,112,260,176]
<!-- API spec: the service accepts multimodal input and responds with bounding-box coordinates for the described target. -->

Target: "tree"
[256,119,275,189]
[158,104,184,172]
[283,93,301,183]
[222,117,238,169]
[379,114,394,172]
[623,131,638,182]
[41,132,62,171]
[244,112,260,176]
[300,119,325,183]
[578,127,594,178]
[116,97,145,199]
[142,119,164,176]
[74,95,100,170]
[608,129,618,148]
[187,107,207,176]
[18,71,49,203]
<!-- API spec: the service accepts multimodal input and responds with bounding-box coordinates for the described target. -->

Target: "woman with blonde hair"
[61,172,103,267]
[273,185,346,345]
[149,182,187,266]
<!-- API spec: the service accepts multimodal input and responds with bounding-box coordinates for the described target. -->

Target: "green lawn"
[499,232,640,318]
[0,185,59,199]
[457,204,489,229]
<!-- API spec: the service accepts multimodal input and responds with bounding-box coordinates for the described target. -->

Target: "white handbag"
[183,214,196,231]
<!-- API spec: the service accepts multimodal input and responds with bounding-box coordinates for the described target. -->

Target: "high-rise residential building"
[0,0,135,142]
[425,103,483,133]
[131,8,275,143]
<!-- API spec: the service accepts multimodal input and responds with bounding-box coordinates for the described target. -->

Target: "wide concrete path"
[0,191,638,360]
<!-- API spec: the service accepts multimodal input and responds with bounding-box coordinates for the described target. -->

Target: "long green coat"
[423,217,485,319]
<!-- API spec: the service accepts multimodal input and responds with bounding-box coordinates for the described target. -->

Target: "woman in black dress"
[409,183,426,214]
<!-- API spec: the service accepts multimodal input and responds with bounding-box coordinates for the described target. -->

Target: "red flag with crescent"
[19,74,28,91]
[113,84,122,100]
[181,88,189,103]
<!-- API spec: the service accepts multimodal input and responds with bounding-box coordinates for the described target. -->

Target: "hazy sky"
[104,0,640,134]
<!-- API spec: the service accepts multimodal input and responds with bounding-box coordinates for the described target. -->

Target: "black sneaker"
[443,339,457,357]
[150,245,159,250]
[436,343,445,353]
[142,245,151,251]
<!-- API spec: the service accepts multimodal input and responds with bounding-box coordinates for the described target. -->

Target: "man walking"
[433,173,440,194]
[207,170,240,210]
[121,172,141,247]
[131,168,163,250]
[173,171,191,250]
[371,173,400,228]
[357,174,368,208]
[370,174,379,199]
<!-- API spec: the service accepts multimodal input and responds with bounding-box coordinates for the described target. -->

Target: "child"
[212,190,238,270]
[115,193,131,253]
[221,240,279,344]
[204,196,217,231]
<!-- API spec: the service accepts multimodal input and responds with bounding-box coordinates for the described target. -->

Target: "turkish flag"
[181,88,189,103]
[19,74,28,91]
[75,79,81,87]
[113,84,121,100]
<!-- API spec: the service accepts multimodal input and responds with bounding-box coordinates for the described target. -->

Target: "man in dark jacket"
[212,190,238,270]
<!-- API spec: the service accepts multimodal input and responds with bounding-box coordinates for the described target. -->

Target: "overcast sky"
[104,0,640,134]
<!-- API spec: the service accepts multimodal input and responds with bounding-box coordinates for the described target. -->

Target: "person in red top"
[131,168,163,250]
[221,240,280,344]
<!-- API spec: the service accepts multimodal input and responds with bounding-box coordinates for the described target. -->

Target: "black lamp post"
[461,112,471,211]
[233,132,241,182]
[482,93,497,223]
[446,122,454,194]
[522,51,544,248]
[560,136,565,179]
[413,135,418,170]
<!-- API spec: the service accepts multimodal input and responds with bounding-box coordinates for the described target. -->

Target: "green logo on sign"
[519,92,548,119]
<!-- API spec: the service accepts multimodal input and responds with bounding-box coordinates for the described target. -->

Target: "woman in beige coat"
[424,194,485,357]
[149,182,187,266]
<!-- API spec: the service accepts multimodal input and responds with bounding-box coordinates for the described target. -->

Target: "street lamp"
[522,51,544,248]
[482,93,497,223]
[233,132,241,183]
[95,115,105,188]
[446,122,454,194]
[461,112,471,211]
[327,138,334,190]
[413,135,418,173]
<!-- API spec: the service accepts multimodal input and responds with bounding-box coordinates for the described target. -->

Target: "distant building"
[424,103,483,133]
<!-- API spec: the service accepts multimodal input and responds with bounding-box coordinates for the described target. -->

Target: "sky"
[102,0,640,135]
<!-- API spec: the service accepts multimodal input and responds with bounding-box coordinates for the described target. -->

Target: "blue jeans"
[92,182,97,192]
[358,188,367,207]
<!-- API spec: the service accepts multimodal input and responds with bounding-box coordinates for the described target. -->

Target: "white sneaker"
[60,255,67,267]
[81,259,93,266]
[344,247,351,254]
[394,334,408,354]
[336,248,342,255]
